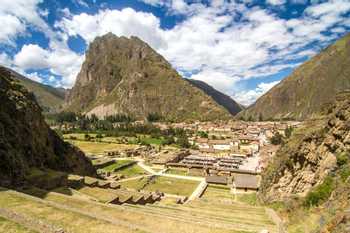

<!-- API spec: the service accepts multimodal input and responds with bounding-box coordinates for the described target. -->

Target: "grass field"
[115,164,147,178]
[101,160,135,172]
[118,177,149,190]
[0,190,145,233]
[201,184,234,202]
[0,216,37,233]
[65,140,136,155]
[76,187,118,203]
[144,176,199,196]
[165,168,188,176]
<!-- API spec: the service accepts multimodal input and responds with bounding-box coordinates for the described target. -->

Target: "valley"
[0,12,349,233]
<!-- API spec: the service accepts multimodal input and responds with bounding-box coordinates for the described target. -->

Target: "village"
[57,120,300,205]
[1,120,299,233]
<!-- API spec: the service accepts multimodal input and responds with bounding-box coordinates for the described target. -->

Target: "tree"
[258,113,264,122]
[284,126,293,138]
[147,113,162,122]
[177,135,190,148]
[270,132,283,145]
[197,131,208,138]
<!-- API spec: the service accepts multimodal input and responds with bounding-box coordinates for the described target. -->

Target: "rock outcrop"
[238,32,350,121]
[0,66,95,187]
[65,33,232,121]
[259,91,350,202]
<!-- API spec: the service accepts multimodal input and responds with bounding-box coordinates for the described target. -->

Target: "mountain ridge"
[0,66,66,113]
[185,79,244,115]
[237,33,350,121]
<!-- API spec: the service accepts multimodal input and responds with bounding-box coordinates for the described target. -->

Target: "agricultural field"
[118,177,150,190]
[118,176,199,197]
[165,168,188,176]
[65,140,136,155]
[0,216,37,233]
[144,176,199,196]
[114,164,147,178]
[100,160,135,172]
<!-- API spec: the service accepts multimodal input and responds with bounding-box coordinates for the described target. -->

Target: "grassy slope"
[238,32,350,120]
[8,68,65,113]
[0,217,37,233]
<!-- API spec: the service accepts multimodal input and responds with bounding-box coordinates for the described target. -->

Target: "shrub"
[339,165,350,182]
[270,132,283,145]
[336,151,349,167]
[304,176,334,207]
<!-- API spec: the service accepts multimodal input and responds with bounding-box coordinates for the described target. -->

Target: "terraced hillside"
[0,184,277,233]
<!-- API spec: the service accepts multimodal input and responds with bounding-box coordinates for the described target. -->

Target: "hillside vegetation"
[259,91,350,232]
[0,66,66,113]
[0,66,95,187]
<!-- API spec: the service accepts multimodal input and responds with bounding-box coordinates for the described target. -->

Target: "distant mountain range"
[0,66,66,113]
[238,33,350,121]
[186,79,244,115]
[65,33,240,121]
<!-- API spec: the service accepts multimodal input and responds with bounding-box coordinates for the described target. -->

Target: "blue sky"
[0,0,349,106]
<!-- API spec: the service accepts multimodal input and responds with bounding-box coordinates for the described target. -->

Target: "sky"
[0,0,349,106]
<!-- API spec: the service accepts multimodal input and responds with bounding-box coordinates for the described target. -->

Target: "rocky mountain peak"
[65,33,233,121]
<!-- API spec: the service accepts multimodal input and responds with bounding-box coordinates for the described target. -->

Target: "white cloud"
[73,0,89,8]
[0,15,26,44]
[26,72,43,83]
[266,0,286,6]
[13,43,83,87]
[232,81,280,106]
[56,8,166,49]
[0,53,12,67]
[190,69,238,95]
[14,44,49,69]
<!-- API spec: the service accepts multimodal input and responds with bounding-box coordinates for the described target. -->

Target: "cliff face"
[259,91,350,201]
[65,33,232,122]
[0,67,95,187]
[238,33,350,121]
[185,79,244,115]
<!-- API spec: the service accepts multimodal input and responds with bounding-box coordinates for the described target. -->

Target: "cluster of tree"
[104,114,134,123]
[147,112,163,122]
[270,126,294,145]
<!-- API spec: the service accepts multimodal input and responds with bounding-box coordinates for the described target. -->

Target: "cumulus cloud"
[14,43,83,87]
[0,0,53,40]
[266,0,286,6]
[26,72,44,83]
[190,69,238,95]
[0,53,12,67]
[232,81,280,106]
[14,44,49,69]
[56,8,166,49]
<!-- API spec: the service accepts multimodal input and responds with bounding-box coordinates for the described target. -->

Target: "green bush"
[340,165,350,182]
[337,151,349,167]
[270,132,283,145]
[304,176,334,207]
